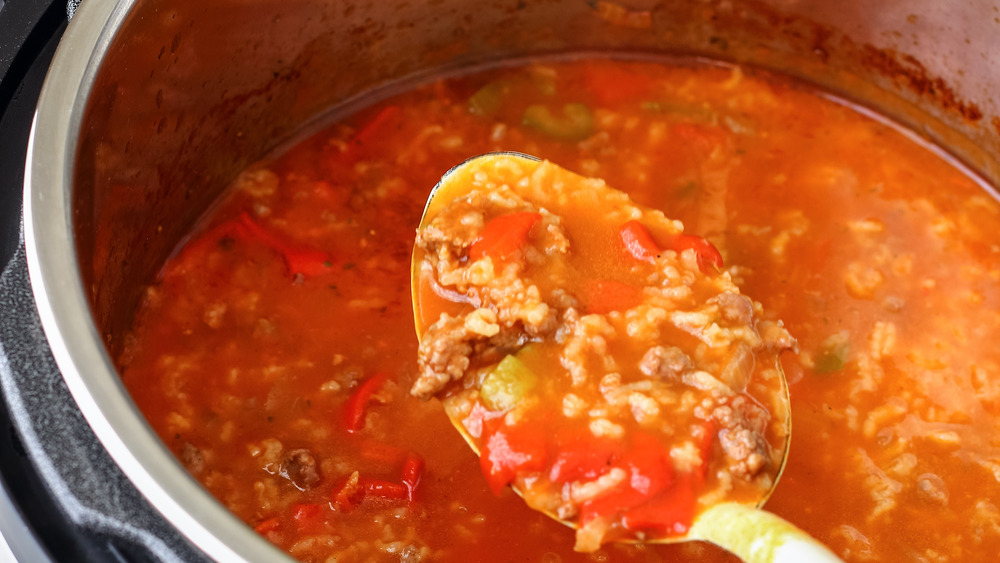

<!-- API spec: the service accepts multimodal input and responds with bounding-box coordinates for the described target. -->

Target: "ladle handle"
[689,503,843,563]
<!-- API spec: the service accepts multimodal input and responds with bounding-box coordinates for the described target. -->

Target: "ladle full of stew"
[410,152,841,562]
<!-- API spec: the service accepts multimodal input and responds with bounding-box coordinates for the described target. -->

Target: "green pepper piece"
[814,332,850,374]
[469,80,508,116]
[522,103,594,141]
[480,354,538,412]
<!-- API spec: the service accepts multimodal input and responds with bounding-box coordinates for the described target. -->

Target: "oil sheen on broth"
[120,59,1000,563]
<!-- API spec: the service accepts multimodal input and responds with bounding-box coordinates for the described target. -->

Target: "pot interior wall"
[74,0,1000,356]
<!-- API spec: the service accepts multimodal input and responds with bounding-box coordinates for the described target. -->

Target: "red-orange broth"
[121,59,1000,562]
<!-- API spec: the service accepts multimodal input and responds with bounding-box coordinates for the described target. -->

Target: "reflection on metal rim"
[22,0,289,561]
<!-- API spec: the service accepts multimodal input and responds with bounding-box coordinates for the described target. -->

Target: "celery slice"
[522,103,594,141]
[480,354,538,411]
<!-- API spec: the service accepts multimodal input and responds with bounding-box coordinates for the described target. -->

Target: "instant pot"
[2,0,998,562]
[1,1,214,560]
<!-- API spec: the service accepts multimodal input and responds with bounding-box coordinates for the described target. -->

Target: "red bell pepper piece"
[253,516,281,534]
[578,432,674,524]
[469,212,542,263]
[619,220,723,274]
[166,218,248,277]
[671,234,723,274]
[621,473,697,536]
[401,453,425,502]
[360,477,409,500]
[580,279,642,315]
[238,213,333,277]
[619,220,661,262]
[479,419,548,495]
[353,105,402,146]
[343,373,389,434]
[331,472,409,511]
[620,433,674,496]
[331,472,363,512]
[291,503,324,532]
[549,431,623,484]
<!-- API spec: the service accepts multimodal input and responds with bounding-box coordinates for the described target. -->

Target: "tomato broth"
[121,59,1000,562]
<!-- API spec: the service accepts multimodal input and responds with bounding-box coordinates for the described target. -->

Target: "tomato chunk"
[469,212,542,263]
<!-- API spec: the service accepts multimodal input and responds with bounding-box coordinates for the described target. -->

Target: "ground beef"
[712,395,771,478]
[414,208,484,254]
[639,345,692,379]
[280,448,322,490]
[758,319,797,352]
[709,292,753,325]
[413,315,474,400]
[180,442,205,475]
[413,313,530,399]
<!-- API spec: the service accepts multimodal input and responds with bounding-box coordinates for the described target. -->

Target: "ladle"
[411,152,842,563]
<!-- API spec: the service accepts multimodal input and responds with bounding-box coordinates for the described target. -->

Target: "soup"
[120,59,1000,562]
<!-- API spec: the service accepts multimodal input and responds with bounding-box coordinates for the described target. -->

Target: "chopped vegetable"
[619,220,661,262]
[253,516,281,535]
[815,332,850,374]
[578,433,675,525]
[360,477,409,500]
[480,354,538,412]
[468,80,508,116]
[480,419,547,495]
[353,105,402,145]
[331,472,362,511]
[238,213,333,277]
[469,212,541,263]
[291,504,323,531]
[522,103,594,141]
[549,433,622,484]
[343,373,388,433]
[401,453,425,501]
[619,220,723,274]
[621,474,696,535]
[671,234,724,274]
[331,472,410,512]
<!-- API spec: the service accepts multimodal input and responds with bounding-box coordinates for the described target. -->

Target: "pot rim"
[22,1,288,561]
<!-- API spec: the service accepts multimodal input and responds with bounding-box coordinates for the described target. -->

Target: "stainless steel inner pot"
[23,0,1000,560]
